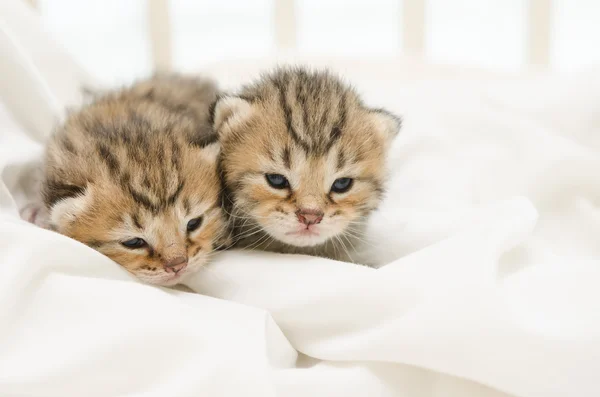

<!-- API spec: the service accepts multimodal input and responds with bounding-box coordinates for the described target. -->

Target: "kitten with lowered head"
[213,67,400,264]
[40,74,228,286]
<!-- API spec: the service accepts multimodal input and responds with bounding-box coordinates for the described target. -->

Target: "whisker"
[342,230,378,250]
[262,235,277,250]
[234,227,266,242]
[333,234,353,262]
[226,204,273,221]
[340,232,360,255]
[243,231,272,251]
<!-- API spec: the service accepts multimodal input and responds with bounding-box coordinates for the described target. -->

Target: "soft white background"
[35,0,600,86]
[2,1,600,396]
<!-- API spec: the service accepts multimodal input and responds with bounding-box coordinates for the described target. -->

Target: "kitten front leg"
[20,202,51,229]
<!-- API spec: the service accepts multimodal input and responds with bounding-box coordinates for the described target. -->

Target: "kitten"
[212,67,400,264]
[41,74,228,286]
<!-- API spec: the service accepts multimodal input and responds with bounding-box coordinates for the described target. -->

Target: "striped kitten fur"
[213,67,400,264]
[41,74,227,286]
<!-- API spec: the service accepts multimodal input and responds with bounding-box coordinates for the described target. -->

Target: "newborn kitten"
[213,67,400,263]
[41,74,227,286]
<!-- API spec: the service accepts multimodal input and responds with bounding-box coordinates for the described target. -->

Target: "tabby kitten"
[41,74,227,286]
[213,67,400,263]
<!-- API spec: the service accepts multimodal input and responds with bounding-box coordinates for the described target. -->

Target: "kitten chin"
[213,67,401,264]
[39,74,229,286]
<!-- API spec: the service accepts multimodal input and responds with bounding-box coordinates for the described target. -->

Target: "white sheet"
[1,2,600,396]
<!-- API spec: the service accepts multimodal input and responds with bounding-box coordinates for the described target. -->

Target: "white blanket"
[1,2,600,396]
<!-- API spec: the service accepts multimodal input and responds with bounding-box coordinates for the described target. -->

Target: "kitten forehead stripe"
[294,75,310,135]
[282,146,291,169]
[324,92,348,152]
[327,127,342,152]
[132,212,143,229]
[166,181,185,205]
[338,91,348,130]
[274,78,310,152]
[128,186,159,213]
[336,150,346,170]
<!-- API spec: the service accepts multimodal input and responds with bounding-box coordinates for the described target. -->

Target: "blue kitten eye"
[265,173,289,189]
[187,216,203,232]
[331,177,353,193]
[121,237,147,249]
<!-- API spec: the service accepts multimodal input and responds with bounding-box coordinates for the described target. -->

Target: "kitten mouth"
[156,271,187,286]
[278,226,330,247]
[285,228,320,237]
[136,267,189,287]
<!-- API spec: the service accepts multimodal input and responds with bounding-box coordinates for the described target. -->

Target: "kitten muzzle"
[296,209,324,226]
[164,256,187,274]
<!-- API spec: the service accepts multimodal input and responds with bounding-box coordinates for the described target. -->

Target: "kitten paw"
[20,203,50,229]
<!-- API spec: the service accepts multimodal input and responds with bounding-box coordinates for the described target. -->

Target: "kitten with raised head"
[212,67,400,264]
[40,74,228,286]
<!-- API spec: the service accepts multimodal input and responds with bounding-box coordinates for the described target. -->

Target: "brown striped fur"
[42,74,227,286]
[214,67,400,263]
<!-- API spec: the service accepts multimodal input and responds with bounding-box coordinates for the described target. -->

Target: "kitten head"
[214,67,400,248]
[43,80,226,286]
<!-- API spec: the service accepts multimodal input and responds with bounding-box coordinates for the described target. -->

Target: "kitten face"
[49,177,224,286]
[214,68,400,250]
[43,76,226,286]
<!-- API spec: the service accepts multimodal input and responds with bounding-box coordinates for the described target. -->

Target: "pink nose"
[164,256,188,274]
[296,209,324,225]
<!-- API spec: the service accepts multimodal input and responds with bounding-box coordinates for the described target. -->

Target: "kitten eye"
[187,216,203,232]
[121,238,147,249]
[265,173,290,189]
[331,178,353,193]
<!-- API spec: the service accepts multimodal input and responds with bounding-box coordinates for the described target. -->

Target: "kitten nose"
[296,209,324,225]
[164,256,187,274]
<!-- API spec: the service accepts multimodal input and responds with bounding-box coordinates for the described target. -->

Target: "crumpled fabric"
[1,1,600,396]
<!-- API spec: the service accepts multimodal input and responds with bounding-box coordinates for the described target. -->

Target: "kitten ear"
[49,188,92,230]
[369,108,402,142]
[211,96,254,137]
[198,141,220,162]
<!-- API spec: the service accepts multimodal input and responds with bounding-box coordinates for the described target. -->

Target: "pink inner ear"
[49,189,92,229]
[213,97,253,134]
[369,109,401,142]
